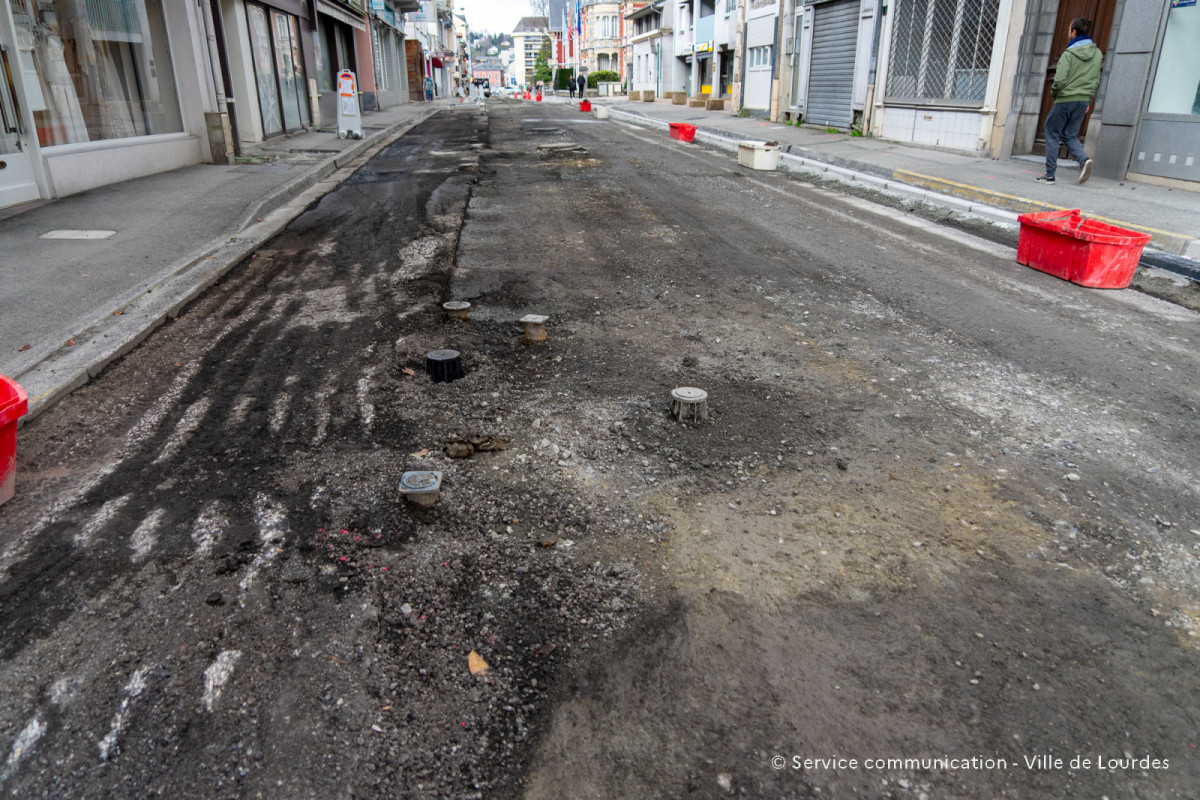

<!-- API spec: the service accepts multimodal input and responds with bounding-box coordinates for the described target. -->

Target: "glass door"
[247,4,283,136]
[0,36,41,208]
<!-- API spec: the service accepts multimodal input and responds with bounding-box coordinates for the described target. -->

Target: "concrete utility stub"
[400,471,443,505]
[521,314,549,342]
[443,301,471,320]
[426,349,465,382]
[671,387,709,422]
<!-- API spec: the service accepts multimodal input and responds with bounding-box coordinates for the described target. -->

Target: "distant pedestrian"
[1036,18,1103,185]
[577,74,586,98]
[424,76,435,102]
[569,77,576,99]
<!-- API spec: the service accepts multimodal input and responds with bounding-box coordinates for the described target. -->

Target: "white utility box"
[737,140,780,171]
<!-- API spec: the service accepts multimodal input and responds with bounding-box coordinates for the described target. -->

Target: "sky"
[454,0,536,36]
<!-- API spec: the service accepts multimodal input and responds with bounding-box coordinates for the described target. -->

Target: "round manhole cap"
[443,301,471,311]
[520,314,548,324]
[426,349,460,362]
[671,387,707,402]
[401,471,441,491]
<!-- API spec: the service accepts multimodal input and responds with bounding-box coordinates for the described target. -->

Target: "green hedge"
[588,70,620,88]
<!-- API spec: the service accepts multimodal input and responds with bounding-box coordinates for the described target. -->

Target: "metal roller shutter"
[806,0,857,129]
[746,15,775,48]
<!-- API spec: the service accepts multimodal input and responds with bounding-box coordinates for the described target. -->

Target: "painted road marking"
[192,501,229,558]
[98,667,149,762]
[203,650,241,712]
[312,372,340,446]
[0,716,45,782]
[130,509,165,562]
[153,397,211,465]
[238,495,287,598]
[75,495,131,547]
[357,364,378,430]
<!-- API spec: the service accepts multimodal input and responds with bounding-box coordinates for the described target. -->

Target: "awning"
[431,57,444,68]
[317,0,367,32]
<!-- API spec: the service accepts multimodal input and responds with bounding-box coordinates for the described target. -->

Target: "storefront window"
[246,4,309,138]
[886,0,1000,103]
[12,0,182,146]
[1147,1,1200,116]
[313,25,332,92]
[274,11,303,131]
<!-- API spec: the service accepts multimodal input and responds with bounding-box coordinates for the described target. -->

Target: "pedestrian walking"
[1036,18,1103,185]
[577,74,586,98]
[424,76,435,103]
[569,76,576,99]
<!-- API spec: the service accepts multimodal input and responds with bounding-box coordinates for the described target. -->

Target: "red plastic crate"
[1016,209,1152,289]
[669,122,696,143]
[0,375,28,507]
[580,100,592,112]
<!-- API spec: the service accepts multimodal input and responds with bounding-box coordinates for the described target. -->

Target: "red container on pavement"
[1016,209,1152,289]
[669,122,697,143]
[0,376,29,507]
[580,100,592,112]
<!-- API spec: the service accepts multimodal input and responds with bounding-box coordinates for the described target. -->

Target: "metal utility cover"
[40,230,116,240]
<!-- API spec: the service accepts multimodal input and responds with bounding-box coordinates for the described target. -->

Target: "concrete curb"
[15,110,437,423]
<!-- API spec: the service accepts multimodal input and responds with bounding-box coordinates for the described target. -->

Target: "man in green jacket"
[1036,18,1103,185]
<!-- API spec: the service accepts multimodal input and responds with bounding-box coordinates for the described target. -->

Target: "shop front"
[0,0,211,208]
[1128,0,1199,184]
[313,0,366,124]
[244,0,310,136]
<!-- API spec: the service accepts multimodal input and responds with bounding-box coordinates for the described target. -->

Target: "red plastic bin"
[580,100,592,112]
[1016,209,1152,289]
[0,376,29,507]
[669,122,696,143]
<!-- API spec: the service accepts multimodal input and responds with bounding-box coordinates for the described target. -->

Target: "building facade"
[0,0,222,207]
[676,0,738,101]
[629,1,677,95]
[583,2,623,74]
[512,16,548,87]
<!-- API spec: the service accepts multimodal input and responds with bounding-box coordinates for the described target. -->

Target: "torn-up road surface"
[2,103,1198,799]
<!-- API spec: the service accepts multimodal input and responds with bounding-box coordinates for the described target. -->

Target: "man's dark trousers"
[1044,101,1090,179]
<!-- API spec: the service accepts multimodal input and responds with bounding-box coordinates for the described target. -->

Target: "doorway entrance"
[1034,0,1116,153]
[0,38,42,208]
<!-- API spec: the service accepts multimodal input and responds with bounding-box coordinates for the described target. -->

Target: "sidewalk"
[1,100,446,420]
[3,94,1198,422]
[598,97,1200,263]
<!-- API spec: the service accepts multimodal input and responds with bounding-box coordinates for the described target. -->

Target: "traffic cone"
[536,91,542,102]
